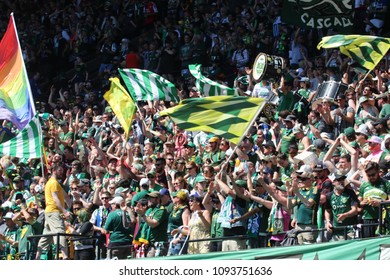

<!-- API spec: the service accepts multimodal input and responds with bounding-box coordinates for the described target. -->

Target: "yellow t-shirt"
[44,177,65,213]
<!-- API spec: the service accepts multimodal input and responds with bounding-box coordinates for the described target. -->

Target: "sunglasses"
[177,162,185,165]
[186,167,194,170]
[101,197,110,200]
[166,158,174,161]
[297,177,309,182]
[147,175,155,178]
[366,172,377,178]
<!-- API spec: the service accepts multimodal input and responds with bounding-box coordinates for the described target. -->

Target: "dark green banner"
[281,0,354,31]
[162,237,390,260]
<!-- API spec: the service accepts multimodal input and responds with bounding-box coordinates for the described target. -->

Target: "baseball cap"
[284,115,296,122]
[109,196,124,205]
[208,136,220,143]
[299,77,309,82]
[359,96,369,103]
[172,190,188,200]
[344,127,355,137]
[146,191,161,198]
[78,179,90,187]
[194,175,207,184]
[366,135,382,144]
[159,188,170,196]
[93,115,103,123]
[115,187,129,195]
[184,142,196,149]
[4,212,14,219]
[313,162,329,171]
[356,124,369,136]
[235,179,247,187]
[296,164,312,174]
[139,178,150,187]
[292,126,304,135]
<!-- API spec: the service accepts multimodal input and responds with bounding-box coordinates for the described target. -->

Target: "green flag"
[119,68,179,102]
[189,64,236,96]
[0,115,42,158]
[281,0,354,32]
[159,96,265,144]
[317,35,390,70]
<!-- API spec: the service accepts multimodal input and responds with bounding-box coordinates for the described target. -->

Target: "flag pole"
[219,98,267,172]
[10,13,36,115]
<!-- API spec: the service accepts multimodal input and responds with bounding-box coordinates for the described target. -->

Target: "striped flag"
[189,64,236,96]
[317,35,390,70]
[0,115,42,158]
[119,68,179,102]
[104,77,137,140]
[159,96,265,144]
[0,13,35,130]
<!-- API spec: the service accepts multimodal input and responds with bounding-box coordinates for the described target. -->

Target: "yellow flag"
[104,77,136,140]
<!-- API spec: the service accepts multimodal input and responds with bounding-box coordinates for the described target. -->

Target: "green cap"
[194,175,207,184]
[185,142,196,149]
[235,179,247,187]
[344,127,355,137]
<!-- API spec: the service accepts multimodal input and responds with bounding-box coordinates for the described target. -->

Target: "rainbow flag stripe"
[0,14,34,130]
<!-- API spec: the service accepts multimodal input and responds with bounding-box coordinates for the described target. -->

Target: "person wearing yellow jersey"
[36,163,71,259]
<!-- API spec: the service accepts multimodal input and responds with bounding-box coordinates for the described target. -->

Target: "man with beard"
[154,158,168,189]
[36,163,71,259]
[324,173,359,241]
[287,167,320,245]
[358,162,390,237]
[134,191,169,257]
[277,115,297,155]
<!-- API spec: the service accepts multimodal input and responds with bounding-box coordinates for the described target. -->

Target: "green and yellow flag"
[317,35,390,70]
[159,96,265,144]
[103,77,137,140]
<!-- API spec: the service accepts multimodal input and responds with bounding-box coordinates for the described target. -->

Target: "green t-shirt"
[325,189,358,227]
[18,220,43,254]
[276,90,294,114]
[293,187,320,225]
[145,205,169,243]
[280,128,296,155]
[379,104,390,118]
[168,205,188,233]
[359,178,390,220]
[59,131,74,152]
[104,209,133,244]
[211,209,223,238]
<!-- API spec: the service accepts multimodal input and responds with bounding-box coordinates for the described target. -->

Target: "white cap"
[4,212,14,219]
[139,178,150,187]
[296,164,312,174]
[108,196,124,205]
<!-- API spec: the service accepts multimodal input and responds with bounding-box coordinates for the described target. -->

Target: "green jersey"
[293,187,320,225]
[325,189,358,227]
[104,209,133,244]
[280,128,296,155]
[359,178,390,219]
[145,205,169,243]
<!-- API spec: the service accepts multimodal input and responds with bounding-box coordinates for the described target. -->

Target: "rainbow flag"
[0,13,35,130]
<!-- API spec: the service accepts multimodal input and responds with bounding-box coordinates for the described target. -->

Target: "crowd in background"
[1,0,390,260]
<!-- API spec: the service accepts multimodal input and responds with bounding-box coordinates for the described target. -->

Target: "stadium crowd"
[1,0,390,260]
